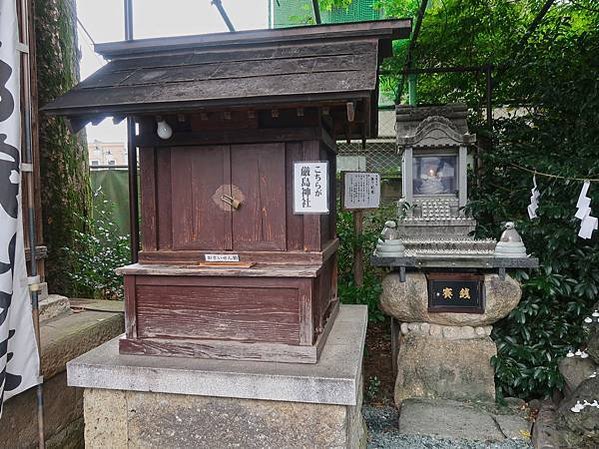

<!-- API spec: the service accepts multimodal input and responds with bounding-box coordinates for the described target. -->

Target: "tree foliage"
[326,0,599,399]
[35,0,92,295]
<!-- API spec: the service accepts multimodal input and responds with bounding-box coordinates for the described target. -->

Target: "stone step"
[398,398,532,443]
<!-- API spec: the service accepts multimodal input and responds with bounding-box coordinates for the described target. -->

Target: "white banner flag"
[0,0,41,417]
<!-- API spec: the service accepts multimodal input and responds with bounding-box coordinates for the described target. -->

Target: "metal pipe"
[124,0,133,40]
[211,0,235,32]
[396,0,428,103]
[19,0,45,447]
[124,0,139,263]
[312,0,322,24]
[408,74,417,105]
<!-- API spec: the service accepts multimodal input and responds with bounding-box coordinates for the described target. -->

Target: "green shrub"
[62,188,130,300]
[337,202,396,322]
[467,18,599,399]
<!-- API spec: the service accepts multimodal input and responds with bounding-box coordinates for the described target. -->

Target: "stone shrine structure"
[373,104,538,406]
[43,20,412,448]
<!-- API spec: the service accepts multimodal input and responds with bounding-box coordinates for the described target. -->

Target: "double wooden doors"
[170,143,286,252]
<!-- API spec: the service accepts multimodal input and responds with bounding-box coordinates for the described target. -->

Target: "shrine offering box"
[42,20,411,363]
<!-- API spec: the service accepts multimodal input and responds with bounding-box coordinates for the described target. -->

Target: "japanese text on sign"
[428,276,484,314]
[293,162,329,214]
[343,172,380,210]
[205,254,240,262]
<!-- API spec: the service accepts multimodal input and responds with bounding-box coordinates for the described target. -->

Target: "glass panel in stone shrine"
[412,155,457,196]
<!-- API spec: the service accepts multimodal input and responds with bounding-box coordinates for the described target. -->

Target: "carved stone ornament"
[376,220,405,257]
[494,222,528,257]
[397,115,476,148]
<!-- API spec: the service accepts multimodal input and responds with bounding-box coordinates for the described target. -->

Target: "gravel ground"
[364,406,533,449]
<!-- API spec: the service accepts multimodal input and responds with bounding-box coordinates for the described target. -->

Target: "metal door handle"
[221,194,241,210]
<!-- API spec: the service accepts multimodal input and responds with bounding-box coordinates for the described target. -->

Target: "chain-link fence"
[336,106,401,175]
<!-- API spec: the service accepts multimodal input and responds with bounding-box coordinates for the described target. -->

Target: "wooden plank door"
[170,145,232,250]
[231,143,286,251]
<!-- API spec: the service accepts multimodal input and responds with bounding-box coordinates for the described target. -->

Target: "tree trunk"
[34,0,91,295]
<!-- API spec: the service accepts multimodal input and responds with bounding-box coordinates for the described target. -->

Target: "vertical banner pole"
[19,0,45,446]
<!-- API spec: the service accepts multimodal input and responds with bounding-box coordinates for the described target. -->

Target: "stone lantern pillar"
[373,104,538,406]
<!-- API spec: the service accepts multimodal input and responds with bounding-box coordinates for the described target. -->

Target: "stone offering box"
[44,21,411,364]
[372,105,538,405]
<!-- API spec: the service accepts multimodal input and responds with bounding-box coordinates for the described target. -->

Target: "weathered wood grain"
[156,147,173,249]
[135,284,300,343]
[171,145,230,250]
[119,336,318,364]
[94,20,410,58]
[45,70,377,112]
[231,143,286,251]
[124,276,137,338]
[83,53,376,90]
[135,127,328,149]
[103,39,379,71]
[139,147,157,251]
[117,263,322,278]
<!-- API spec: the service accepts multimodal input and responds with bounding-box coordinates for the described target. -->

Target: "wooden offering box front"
[43,20,412,363]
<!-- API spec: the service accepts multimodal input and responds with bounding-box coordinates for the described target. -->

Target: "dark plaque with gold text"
[427,273,484,314]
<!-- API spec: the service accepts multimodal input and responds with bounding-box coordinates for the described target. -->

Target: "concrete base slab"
[2,301,124,449]
[68,305,368,449]
[398,398,531,442]
[40,294,71,322]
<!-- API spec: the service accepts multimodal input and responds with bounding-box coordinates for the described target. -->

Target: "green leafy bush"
[467,13,599,399]
[337,202,396,322]
[62,188,130,300]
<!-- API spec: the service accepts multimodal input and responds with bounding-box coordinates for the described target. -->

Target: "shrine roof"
[42,20,411,124]
[396,104,470,137]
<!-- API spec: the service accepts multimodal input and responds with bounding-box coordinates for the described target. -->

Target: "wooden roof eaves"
[94,19,412,60]
[53,90,374,132]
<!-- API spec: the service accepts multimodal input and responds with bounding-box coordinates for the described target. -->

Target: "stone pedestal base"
[379,272,522,406]
[67,305,368,449]
[395,332,496,405]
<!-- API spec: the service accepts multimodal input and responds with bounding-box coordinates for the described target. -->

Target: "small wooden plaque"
[197,262,255,269]
[427,273,484,314]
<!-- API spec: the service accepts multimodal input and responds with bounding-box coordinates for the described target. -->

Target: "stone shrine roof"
[396,104,476,147]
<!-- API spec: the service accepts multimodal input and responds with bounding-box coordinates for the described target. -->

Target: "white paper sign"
[343,172,380,210]
[293,162,329,214]
[204,254,240,262]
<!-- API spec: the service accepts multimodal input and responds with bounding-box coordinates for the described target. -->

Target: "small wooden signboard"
[341,172,381,288]
[427,273,484,314]
[341,171,381,211]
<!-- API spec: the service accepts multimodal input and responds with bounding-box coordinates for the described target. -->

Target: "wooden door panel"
[231,144,286,251]
[171,146,231,250]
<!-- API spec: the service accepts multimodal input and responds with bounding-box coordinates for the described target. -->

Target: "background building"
[88,140,128,167]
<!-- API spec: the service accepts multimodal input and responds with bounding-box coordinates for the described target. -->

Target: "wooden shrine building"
[43,20,411,363]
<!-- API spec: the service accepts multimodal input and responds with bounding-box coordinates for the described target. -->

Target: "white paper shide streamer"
[0,1,41,418]
[575,181,598,239]
[528,175,540,219]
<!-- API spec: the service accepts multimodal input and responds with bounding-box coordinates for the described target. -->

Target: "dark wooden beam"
[93,19,412,58]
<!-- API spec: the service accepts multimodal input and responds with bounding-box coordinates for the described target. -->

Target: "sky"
[76,0,269,142]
